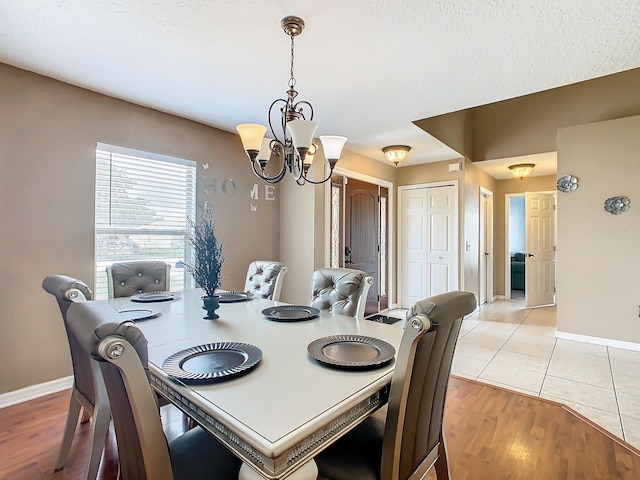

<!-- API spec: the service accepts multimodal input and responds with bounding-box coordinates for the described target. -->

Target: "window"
[95,143,196,299]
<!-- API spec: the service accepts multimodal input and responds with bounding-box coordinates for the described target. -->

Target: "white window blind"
[95,144,196,299]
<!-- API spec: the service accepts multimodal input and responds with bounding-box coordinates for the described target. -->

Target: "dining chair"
[314,290,477,480]
[65,300,243,480]
[106,260,171,299]
[42,275,110,480]
[309,267,373,320]
[244,260,287,301]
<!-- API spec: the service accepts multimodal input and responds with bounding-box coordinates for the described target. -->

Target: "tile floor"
[386,299,640,450]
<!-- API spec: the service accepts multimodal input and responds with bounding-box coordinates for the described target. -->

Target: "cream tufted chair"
[244,260,287,301]
[315,291,477,480]
[309,267,373,320]
[106,260,171,299]
[42,275,110,480]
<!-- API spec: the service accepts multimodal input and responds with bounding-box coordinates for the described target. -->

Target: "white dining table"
[107,288,403,479]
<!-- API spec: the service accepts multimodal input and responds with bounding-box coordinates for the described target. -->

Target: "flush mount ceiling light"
[509,163,535,180]
[236,16,347,185]
[382,145,411,166]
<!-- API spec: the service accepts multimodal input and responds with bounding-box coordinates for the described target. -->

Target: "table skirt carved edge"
[150,373,390,479]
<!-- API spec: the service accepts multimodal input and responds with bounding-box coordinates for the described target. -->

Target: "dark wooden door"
[345,178,380,316]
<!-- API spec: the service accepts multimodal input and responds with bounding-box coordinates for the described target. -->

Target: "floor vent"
[366,314,402,325]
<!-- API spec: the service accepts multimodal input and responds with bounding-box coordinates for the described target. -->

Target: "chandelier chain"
[289,33,296,88]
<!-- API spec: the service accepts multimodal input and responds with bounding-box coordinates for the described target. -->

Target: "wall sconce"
[382,145,411,166]
[509,163,535,180]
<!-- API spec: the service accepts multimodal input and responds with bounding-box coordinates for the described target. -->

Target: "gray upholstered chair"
[65,301,242,480]
[309,268,373,320]
[315,291,477,480]
[42,275,110,480]
[244,260,287,301]
[106,260,171,298]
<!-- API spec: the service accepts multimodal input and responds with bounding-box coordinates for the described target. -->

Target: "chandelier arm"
[299,164,335,185]
[268,98,288,140]
[293,100,314,121]
[250,159,288,184]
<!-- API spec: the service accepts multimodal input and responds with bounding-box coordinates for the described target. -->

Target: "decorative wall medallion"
[604,196,630,215]
[557,174,579,193]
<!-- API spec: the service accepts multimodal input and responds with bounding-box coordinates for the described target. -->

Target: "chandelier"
[236,16,347,185]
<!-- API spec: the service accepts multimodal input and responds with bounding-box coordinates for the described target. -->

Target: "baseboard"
[0,376,73,410]
[556,331,640,352]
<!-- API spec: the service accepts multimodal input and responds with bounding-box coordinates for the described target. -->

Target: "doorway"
[506,192,556,306]
[328,173,391,316]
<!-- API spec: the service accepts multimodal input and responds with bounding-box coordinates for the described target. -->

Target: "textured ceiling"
[1,0,639,172]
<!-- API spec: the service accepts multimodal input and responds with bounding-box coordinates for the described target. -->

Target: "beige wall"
[0,64,280,393]
[556,115,640,343]
[415,68,640,161]
[463,160,498,301]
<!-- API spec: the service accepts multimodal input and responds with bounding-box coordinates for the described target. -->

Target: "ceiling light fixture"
[236,16,346,185]
[509,163,535,180]
[382,145,411,166]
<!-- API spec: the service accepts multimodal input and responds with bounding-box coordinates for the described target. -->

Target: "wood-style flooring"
[1,376,639,480]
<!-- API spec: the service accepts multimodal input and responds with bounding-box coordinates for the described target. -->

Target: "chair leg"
[55,391,82,470]
[80,407,91,423]
[85,402,111,480]
[434,441,450,480]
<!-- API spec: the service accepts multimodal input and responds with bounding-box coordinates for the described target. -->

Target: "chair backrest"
[309,268,373,320]
[244,260,287,301]
[381,291,477,480]
[66,301,173,480]
[106,261,171,299]
[42,275,98,404]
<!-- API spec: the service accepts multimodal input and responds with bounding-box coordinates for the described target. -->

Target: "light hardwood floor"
[1,376,639,479]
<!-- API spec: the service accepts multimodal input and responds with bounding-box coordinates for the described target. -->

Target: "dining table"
[106,288,404,479]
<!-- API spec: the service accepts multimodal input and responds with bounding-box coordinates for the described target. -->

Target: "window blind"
[95,144,196,299]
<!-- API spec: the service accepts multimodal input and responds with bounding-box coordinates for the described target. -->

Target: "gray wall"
[557,115,640,343]
[0,64,279,393]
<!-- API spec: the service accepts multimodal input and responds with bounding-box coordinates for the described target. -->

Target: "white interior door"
[401,188,428,307]
[427,185,458,296]
[525,192,555,307]
[400,184,458,308]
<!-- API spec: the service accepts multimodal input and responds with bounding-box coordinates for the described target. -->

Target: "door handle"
[526,253,535,257]
[345,246,353,264]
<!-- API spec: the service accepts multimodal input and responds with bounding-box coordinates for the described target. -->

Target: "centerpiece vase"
[202,296,220,320]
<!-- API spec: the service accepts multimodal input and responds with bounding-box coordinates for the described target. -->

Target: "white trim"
[96,142,197,167]
[0,376,73,410]
[556,331,640,352]
[479,186,494,304]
